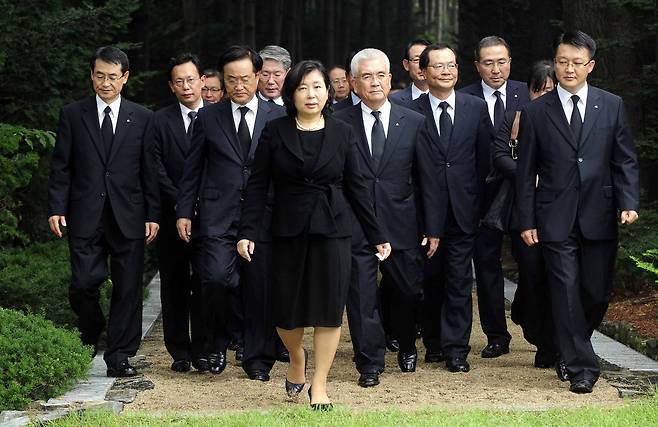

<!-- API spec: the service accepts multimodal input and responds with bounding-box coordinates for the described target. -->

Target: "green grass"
[45,395,658,427]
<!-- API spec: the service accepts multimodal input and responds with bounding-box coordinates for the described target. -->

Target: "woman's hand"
[237,239,255,262]
[376,242,392,261]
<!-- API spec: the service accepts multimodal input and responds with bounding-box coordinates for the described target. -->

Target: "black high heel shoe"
[308,386,333,411]
[285,349,308,398]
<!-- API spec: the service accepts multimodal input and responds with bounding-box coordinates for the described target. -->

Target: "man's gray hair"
[258,45,292,70]
[350,48,390,76]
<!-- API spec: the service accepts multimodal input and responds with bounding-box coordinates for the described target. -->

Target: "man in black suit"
[336,48,434,386]
[389,39,432,108]
[517,31,639,393]
[333,51,361,112]
[147,53,207,373]
[459,36,530,359]
[257,45,290,106]
[176,46,285,380]
[48,46,159,377]
[413,43,493,373]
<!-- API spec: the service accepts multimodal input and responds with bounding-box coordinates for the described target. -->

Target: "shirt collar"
[179,99,203,116]
[410,83,428,100]
[96,95,121,117]
[557,82,588,107]
[429,90,456,112]
[351,91,362,105]
[361,99,391,117]
[231,95,259,114]
[481,80,507,100]
[257,92,283,105]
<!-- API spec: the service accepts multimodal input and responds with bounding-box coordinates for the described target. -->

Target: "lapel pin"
[126,119,131,123]
[594,105,599,109]
[395,122,400,127]
[514,94,518,98]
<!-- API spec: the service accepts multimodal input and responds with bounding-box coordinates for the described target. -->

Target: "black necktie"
[187,111,197,139]
[438,101,452,148]
[371,110,386,168]
[267,98,275,104]
[101,106,114,159]
[237,106,251,159]
[493,90,504,130]
[570,95,582,144]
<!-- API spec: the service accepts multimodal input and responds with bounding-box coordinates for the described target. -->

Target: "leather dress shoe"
[534,349,557,369]
[107,362,138,378]
[385,335,400,352]
[208,352,227,375]
[235,346,244,366]
[192,358,209,372]
[285,349,308,398]
[308,386,333,411]
[170,359,191,372]
[358,372,380,387]
[247,370,270,382]
[481,342,510,358]
[276,349,290,363]
[555,360,569,382]
[397,350,418,372]
[424,350,446,363]
[446,357,470,373]
[569,379,595,394]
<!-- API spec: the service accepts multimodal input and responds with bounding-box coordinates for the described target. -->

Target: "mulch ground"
[606,287,658,339]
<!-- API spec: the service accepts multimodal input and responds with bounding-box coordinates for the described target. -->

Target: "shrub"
[616,201,658,290]
[0,308,92,411]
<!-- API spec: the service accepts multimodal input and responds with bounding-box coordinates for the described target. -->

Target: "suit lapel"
[505,83,522,112]
[216,101,243,161]
[250,99,270,160]
[348,106,375,174]
[81,97,107,164]
[165,105,188,155]
[312,116,341,174]
[279,116,304,163]
[545,91,578,151]
[417,95,444,158]
[378,105,404,171]
[108,99,133,164]
[450,93,468,156]
[580,88,601,146]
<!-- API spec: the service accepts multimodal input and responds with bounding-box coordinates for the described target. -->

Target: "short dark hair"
[282,60,334,117]
[218,46,263,74]
[527,60,556,93]
[90,46,129,73]
[204,68,223,88]
[404,39,433,60]
[554,31,597,59]
[419,43,458,69]
[167,52,202,81]
[344,51,356,76]
[475,36,511,61]
[328,65,346,74]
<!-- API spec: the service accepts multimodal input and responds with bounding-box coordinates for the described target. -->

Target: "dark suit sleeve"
[48,107,73,216]
[414,119,440,237]
[476,100,495,217]
[516,108,537,231]
[147,115,178,204]
[141,111,160,223]
[611,99,640,211]
[239,124,273,242]
[492,112,517,179]
[176,110,206,219]
[343,127,386,246]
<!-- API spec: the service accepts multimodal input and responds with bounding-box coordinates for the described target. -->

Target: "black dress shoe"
[534,349,557,369]
[385,335,400,352]
[208,352,227,375]
[397,350,418,372]
[192,358,209,372]
[285,349,308,398]
[358,372,380,387]
[107,362,138,378]
[276,349,290,363]
[481,342,510,358]
[247,370,270,382]
[170,359,191,372]
[569,379,594,394]
[424,350,446,363]
[308,386,333,411]
[235,346,244,366]
[446,357,470,373]
[555,360,569,382]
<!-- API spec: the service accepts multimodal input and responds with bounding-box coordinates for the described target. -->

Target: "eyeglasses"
[202,87,222,93]
[173,77,200,88]
[358,72,389,82]
[225,75,254,87]
[93,72,125,83]
[331,78,347,85]
[427,63,457,71]
[478,59,509,68]
[554,58,593,69]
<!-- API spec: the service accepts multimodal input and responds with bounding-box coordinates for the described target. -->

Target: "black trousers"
[421,244,446,354]
[156,210,204,362]
[68,201,144,369]
[509,233,556,354]
[474,226,511,346]
[227,283,244,346]
[542,226,617,383]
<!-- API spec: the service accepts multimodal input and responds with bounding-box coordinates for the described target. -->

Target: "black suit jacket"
[389,86,413,109]
[335,103,428,249]
[48,96,159,239]
[412,92,493,236]
[333,95,357,112]
[459,79,530,119]
[239,115,384,246]
[176,98,285,240]
[516,86,639,242]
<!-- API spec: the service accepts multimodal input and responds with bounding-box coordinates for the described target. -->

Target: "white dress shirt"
[258,91,284,106]
[179,99,204,132]
[361,100,391,154]
[556,83,588,123]
[231,95,259,137]
[410,83,429,100]
[428,91,456,135]
[96,95,121,133]
[481,80,507,125]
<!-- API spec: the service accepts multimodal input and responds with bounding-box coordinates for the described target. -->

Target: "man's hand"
[48,215,67,238]
[145,222,159,244]
[421,236,440,258]
[376,242,392,261]
[237,239,255,262]
[621,210,638,225]
[176,218,192,243]
[521,229,539,246]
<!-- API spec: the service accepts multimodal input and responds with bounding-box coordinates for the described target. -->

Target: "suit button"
[243,167,249,174]
[100,192,105,197]
[375,178,380,183]
[446,162,451,167]
[578,157,583,163]
[105,171,111,176]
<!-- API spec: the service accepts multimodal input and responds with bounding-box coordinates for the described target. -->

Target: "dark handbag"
[481,112,521,232]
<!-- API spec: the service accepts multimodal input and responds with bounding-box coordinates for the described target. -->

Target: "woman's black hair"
[527,60,556,93]
[282,60,335,117]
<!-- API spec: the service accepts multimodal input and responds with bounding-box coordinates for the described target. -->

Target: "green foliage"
[0,123,55,246]
[0,0,141,130]
[630,249,658,284]
[616,202,658,289]
[0,239,112,329]
[0,308,92,411]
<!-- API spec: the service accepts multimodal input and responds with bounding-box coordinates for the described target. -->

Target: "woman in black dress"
[237,60,391,409]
